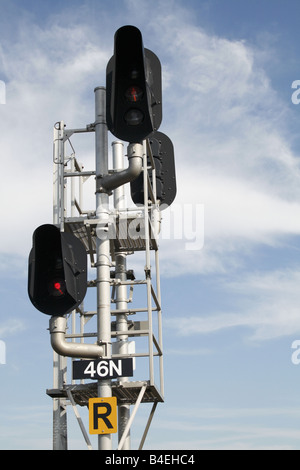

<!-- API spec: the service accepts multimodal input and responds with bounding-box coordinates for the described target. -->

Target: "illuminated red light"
[125,86,143,103]
[53,281,64,296]
[130,88,138,102]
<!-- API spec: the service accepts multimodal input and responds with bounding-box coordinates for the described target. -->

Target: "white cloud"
[1,0,300,282]
[131,2,300,276]
[165,268,300,340]
[189,170,300,241]
[147,405,300,450]
[0,318,25,337]
[0,13,110,258]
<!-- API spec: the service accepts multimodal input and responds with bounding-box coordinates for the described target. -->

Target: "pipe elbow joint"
[49,316,104,359]
[97,142,143,193]
[126,142,143,180]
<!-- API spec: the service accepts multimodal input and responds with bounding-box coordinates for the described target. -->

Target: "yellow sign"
[89,397,117,435]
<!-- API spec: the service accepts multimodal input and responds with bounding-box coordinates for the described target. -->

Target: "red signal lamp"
[125,86,143,102]
[49,279,66,297]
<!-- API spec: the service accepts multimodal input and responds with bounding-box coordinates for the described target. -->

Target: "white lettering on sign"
[84,359,122,378]
[72,357,134,380]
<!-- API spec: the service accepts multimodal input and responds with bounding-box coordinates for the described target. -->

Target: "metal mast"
[52,121,67,450]
[94,86,112,450]
[47,87,165,450]
[112,140,131,449]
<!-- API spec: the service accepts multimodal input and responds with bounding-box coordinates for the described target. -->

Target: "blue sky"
[1,0,300,450]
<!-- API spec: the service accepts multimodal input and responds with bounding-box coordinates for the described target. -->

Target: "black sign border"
[72,358,134,380]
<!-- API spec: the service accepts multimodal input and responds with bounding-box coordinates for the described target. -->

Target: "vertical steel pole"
[94,87,112,450]
[142,140,155,385]
[52,121,68,450]
[112,141,131,449]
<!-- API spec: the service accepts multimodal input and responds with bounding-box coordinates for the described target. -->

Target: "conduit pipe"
[49,316,104,359]
[96,142,143,194]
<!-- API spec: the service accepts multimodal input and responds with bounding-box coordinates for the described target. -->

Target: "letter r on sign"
[94,403,113,429]
[89,397,117,434]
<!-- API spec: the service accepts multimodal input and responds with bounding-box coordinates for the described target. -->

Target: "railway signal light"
[28,224,87,316]
[130,131,176,208]
[106,25,162,143]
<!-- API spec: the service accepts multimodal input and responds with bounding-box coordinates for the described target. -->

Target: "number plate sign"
[73,358,134,380]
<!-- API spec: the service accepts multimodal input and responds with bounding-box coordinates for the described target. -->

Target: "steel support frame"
[51,87,164,451]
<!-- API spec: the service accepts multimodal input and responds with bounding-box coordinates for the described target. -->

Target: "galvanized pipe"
[112,140,131,450]
[97,142,143,193]
[94,86,112,451]
[52,121,68,450]
[49,316,104,358]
